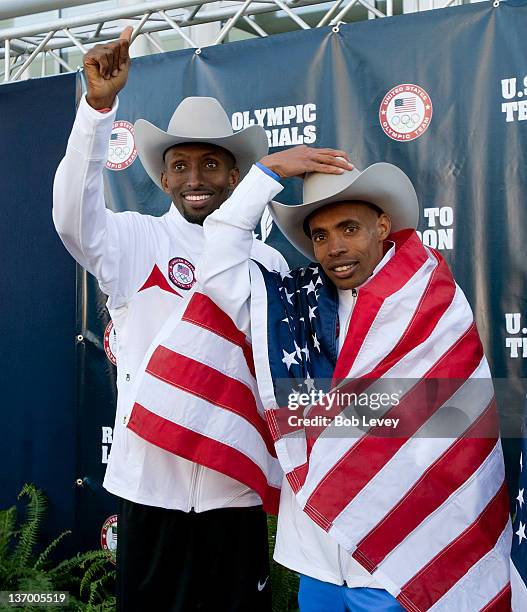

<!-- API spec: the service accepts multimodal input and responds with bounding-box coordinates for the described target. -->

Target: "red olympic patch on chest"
[168,257,196,290]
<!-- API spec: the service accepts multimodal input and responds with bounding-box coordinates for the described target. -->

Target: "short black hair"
[162,142,236,168]
[303,201,385,238]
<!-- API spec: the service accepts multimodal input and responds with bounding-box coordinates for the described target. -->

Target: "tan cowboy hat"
[134,97,269,190]
[269,162,419,261]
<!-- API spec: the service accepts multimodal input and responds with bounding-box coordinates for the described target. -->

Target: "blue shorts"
[298,575,403,612]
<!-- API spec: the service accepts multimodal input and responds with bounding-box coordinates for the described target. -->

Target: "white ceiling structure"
[0,0,482,82]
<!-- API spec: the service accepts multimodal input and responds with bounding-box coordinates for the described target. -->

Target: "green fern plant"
[0,484,115,611]
[267,515,300,612]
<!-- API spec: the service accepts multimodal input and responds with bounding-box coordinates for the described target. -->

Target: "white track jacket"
[52,95,286,511]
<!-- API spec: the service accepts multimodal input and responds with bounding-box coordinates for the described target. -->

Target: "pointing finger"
[112,42,122,77]
[119,25,134,44]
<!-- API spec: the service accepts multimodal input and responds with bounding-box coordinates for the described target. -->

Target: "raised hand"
[259,145,353,179]
[84,26,133,110]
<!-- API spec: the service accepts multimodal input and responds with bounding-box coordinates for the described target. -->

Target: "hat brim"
[134,119,269,191]
[268,163,419,261]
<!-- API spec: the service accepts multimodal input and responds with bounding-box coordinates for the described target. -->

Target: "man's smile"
[181,191,215,207]
[328,260,359,279]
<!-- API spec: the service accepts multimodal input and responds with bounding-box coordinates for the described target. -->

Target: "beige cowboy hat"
[269,162,419,261]
[134,97,269,190]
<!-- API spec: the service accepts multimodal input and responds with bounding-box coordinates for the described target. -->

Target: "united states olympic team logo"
[379,84,433,141]
[104,320,117,366]
[168,257,196,290]
[106,120,137,171]
[101,515,118,564]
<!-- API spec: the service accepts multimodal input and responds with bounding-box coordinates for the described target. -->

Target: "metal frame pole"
[12,31,55,81]
[0,0,110,20]
[4,40,11,82]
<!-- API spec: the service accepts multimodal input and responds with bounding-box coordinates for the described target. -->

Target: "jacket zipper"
[343,288,358,338]
[338,544,346,584]
[188,464,203,512]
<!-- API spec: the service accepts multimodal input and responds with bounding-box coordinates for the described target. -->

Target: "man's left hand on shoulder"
[259,145,353,179]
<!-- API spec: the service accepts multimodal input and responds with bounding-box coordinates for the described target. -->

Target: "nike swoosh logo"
[257,576,269,592]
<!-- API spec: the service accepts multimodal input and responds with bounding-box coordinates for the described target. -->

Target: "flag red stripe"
[480,582,511,612]
[303,323,483,524]
[127,402,280,515]
[286,463,308,494]
[147,346,275,457]
[398,481,510,610]
[182,292,255,376]
[333,230,428,382]
[265,407,282,442]
[353,399,498,571]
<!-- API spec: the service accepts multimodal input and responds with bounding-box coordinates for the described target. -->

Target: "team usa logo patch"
[168,257,196,290]
[106,120,137,171]
[100,514,118,564]
[379,84,433,142]
[104,320,117,366]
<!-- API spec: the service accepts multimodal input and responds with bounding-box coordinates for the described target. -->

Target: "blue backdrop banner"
[0,72,79,553]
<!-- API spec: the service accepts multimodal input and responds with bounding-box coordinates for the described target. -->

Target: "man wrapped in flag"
[193,147,513,611]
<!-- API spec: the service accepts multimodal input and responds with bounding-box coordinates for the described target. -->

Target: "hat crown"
[303,166,362,205]
[167,97,234,139]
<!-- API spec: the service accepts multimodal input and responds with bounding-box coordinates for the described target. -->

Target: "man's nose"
[186,164,204,188]
[327,235,347,257]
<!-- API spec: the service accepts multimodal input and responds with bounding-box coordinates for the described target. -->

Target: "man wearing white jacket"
[52,26,349,611]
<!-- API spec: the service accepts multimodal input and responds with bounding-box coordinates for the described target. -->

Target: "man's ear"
[377,213,392,241]
[161,170,170,194]
[229,167,241,189]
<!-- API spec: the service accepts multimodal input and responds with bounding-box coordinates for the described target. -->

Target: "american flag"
[126,291,282,513]
[126,228,511,609]
[250,229,511,610]
[511,403,527,610]
[394,97,417,113]
[176,263,190,277]
[110,131,128,146]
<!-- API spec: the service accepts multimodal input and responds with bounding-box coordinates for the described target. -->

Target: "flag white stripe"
[376,441,505,587]
[274,434,308,475]
[429,521,512,611]
[511,557,527,611]
[348,254,436,376]
[249,260,280,410]
[136,373,283,488]
[160,318,261,408]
